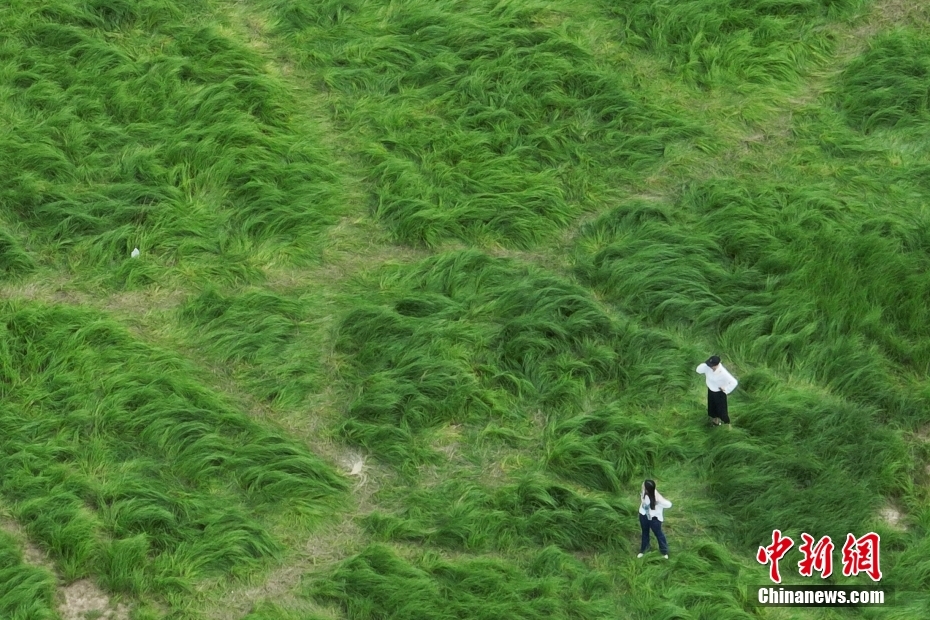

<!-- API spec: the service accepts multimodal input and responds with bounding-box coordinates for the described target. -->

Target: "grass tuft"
[0,300,347,603]
[546,404,684,492]
[607,0,864,85]
[837,28,930,131]
[0,0,344,284]
[363,472,637,552]
[261,0,698,247]
[0,229,36,280]
[179,287,324,407]
[310,543,616,620]
[0,531,58,620]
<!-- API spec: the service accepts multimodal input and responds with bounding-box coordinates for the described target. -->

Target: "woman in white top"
[638,479,672,558]
[696,355,738,426]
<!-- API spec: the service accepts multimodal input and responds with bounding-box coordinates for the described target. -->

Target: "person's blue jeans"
[639,513,668,555]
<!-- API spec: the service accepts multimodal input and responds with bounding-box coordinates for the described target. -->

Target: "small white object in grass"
[131,248,140,258]
[348,457,368,487]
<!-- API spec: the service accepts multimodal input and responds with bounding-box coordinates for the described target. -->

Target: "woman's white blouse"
[696,363,738,394]
[639,490,673,521]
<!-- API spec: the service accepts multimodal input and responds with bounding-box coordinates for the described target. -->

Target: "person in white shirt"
[695,355,738,426]
[638,479,672,558]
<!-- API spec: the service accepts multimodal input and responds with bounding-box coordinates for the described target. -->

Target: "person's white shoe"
[637,553,644,558]
[663,554,669,559]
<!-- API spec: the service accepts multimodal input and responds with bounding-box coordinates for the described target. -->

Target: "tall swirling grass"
[334,250,692,469]
[569,177,927,607]
[0,531,57,620]
[179,287,324,407]
[575,184,930,413]
[3,0,930,618]
[363,472,638,552]
[607,0,864,85]
[546,404,685,493]
[837,28,930,131]
[260,0,700,247]
[310,544,617,620]
[0,300,347,604]
[309,540,770,619]
[0,0,343,285]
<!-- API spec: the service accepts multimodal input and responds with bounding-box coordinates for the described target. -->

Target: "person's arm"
[696,363,708,374]
[656,491,672,509]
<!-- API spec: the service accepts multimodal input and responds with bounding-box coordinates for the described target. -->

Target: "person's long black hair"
[644,479,657,510]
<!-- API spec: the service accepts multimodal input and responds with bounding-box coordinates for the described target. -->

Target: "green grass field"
[1,0,930,618]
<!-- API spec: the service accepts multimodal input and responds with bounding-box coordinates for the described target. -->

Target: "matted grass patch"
[363,472,638,552]
[0,530,58,620]
[606,0,864,85]
[178,287,325,408]
[262,0,699,247]
[0,0,344,285]
[837,28,930,131]
[574,185,930,413]
[0,300,347,605]
[546,404,685,493]
[335,250,691,470]
[309,544,616,620]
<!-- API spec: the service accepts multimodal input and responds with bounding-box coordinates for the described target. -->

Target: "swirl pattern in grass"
[838,28,930,131]
[263,0,699,247]
[608,0,863,85]
[335,250,689,469]
[0,531,57,620]
[0,0,343,284]
[0,301,347,600]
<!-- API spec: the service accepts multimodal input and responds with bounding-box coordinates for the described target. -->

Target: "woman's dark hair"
[644,479,657,510]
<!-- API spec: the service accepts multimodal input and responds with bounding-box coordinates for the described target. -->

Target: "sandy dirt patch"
[58,580,130,620]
